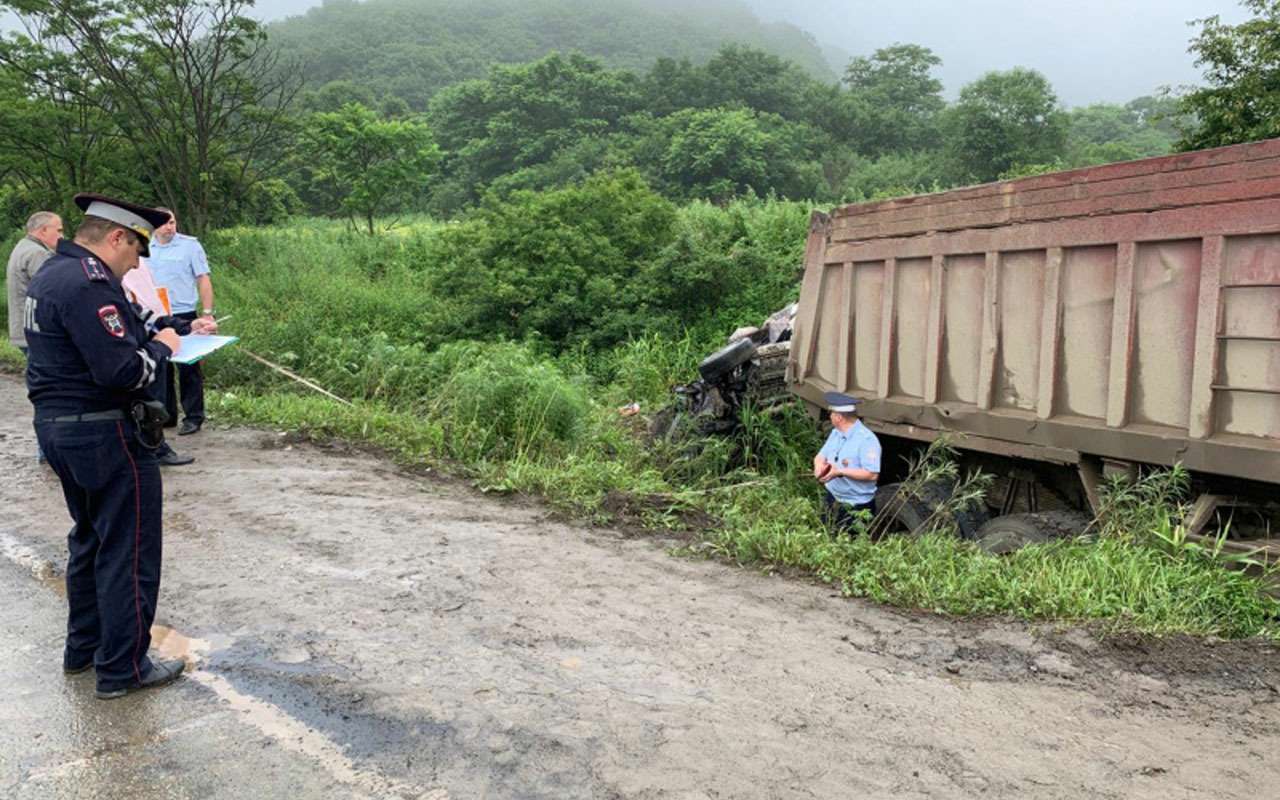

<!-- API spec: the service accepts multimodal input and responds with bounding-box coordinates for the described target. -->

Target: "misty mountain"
[267,0,838,110]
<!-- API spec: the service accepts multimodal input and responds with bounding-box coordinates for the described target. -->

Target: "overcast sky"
[744,0,1249,105]
[4,0,1253,106]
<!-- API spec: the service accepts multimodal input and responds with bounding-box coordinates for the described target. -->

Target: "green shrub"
[425,169,680,351]
[426,341,592,459]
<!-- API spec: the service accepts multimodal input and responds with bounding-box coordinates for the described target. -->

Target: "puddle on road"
[191,669,448,799]
[151,624,212,668]
[2,531,450,800]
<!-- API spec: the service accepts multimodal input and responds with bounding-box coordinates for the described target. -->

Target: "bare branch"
[0,0,305,232]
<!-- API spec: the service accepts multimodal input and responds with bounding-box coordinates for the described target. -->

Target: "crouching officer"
[24,193,207,699]
[813,391,882,535]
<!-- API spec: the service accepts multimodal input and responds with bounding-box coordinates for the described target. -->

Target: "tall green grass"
[212,373,1279,640]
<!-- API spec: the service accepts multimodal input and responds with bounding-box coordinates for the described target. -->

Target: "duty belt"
[40,409,126,423]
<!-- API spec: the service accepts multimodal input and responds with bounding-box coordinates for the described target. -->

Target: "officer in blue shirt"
[146,209,213,436]
[814,391,882,534]
[24,193,212,699]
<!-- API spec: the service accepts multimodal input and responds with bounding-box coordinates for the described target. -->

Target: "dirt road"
[1,373,1277,799]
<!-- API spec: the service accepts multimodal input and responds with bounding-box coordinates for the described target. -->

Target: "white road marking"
[1,530,448,800]
[0,530,63,594]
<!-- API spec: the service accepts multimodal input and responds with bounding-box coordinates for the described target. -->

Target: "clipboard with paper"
[170,334,238,365]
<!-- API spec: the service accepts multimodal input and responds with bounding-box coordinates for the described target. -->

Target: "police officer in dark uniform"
[24,193,211,699]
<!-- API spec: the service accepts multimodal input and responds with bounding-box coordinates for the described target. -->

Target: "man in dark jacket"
[24,193,212,699]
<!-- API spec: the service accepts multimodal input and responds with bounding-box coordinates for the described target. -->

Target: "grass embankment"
[3,179,1276,639]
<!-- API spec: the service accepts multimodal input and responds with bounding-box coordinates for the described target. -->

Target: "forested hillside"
[330,46,1185,219]
[0,0,1242,235]
[269,0,837,110]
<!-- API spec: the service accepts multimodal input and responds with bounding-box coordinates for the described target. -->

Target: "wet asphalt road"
[0,553,402,800]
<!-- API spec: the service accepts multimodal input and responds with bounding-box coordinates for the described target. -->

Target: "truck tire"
[872,482,932,535]
[698,338,756,383]
[872,481,990,539]
[911,480,990,539]
[973,511,1091,555]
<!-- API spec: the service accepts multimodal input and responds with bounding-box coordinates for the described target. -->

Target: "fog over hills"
[250,0,1249,105]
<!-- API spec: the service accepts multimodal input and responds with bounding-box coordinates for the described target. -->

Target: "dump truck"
[788,138,1280,553]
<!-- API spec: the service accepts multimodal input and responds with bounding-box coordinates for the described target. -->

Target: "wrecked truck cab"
[649,304,796,442]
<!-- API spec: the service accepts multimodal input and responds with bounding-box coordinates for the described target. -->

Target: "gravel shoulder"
[1,374,1277,799]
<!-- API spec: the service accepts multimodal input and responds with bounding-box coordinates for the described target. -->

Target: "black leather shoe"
[178,419,202,436]
[96,658,186,700]
[158,447,195,467]
[64,648,94,674]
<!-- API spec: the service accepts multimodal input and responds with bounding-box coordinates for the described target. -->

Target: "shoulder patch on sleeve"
[81,257,110,282]
[98,305,126,338]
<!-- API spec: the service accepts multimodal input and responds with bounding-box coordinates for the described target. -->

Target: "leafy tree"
[483,135,638,199]
[646,107,822,202]
[638,198,811,340]
[698,45,817,121]
[841,44,945,156]
[640,57,712,117]
[428,52,642,207]
[1065,103,1176,166]
[944,68,1069,182]
[0,59,142,225]
[841,151,948,201]
[424,170,679,351]
[474,53,640,175]
[300,80,411,118]
[1175,0,1280,149]
[421,170,812,352]
[658,108,773,201]
[426,79,496,158]
[641,45,835,129]
[300,80,375,114]
[1126,95,1186,140]
[0,0,302,234]
[299,103,439,234]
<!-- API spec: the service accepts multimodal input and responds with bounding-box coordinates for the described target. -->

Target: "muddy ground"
[1,373,1277,799]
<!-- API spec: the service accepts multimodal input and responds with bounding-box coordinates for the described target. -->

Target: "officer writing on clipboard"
[23,193,215,699]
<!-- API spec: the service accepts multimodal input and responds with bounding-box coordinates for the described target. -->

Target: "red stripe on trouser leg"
[115,421,144,683]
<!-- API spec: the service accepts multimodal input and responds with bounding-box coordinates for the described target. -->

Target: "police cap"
[73,193,171,257]
[823,391,860,413]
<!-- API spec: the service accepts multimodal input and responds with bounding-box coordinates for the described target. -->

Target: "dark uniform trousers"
[823,491,876,536]
[36,419,163,689]
[163,311,204,426]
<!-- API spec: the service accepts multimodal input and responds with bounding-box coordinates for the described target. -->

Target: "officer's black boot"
[157,441,194,466]
[96,658,185,699]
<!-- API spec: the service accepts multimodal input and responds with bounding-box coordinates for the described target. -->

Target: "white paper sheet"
[170,334,239,365]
